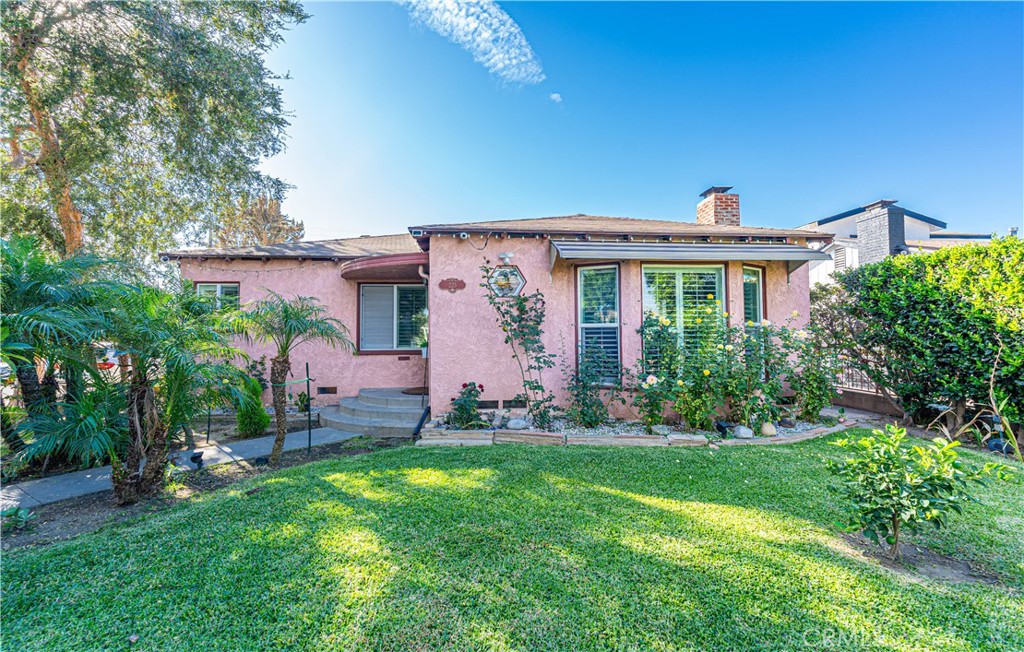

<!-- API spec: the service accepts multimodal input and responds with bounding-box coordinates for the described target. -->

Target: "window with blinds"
[743,267,764,324]
[359,284,427,351]
[578,266,619,383]
[642,266,725,349]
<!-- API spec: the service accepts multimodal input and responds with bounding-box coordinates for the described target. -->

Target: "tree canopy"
[216,194,304,248]
[1,0,307,265]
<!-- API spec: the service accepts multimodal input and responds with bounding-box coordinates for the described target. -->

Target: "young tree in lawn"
[231,294,351,464]
[1,0,306,261]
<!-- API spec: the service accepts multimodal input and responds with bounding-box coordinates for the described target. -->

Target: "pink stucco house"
[164,187,831,435]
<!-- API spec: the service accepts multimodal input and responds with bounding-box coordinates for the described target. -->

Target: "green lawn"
[4,430,1023,651]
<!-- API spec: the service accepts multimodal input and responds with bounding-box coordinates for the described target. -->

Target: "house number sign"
[438,278,466,293]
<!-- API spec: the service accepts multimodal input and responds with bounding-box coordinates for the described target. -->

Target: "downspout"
[413,264,431,438]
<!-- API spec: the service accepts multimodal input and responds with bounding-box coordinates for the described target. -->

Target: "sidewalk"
[1,427,360,510]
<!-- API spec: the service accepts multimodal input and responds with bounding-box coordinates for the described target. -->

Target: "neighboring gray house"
[799,199,997,285]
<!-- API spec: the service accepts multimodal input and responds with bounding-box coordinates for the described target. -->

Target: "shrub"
[828,424,1009,560]
[296,391,312,413]
[236,375,270,438]
[448,382,489,430]
[633,312,681,432]
[821,237,1024,429]
[563,348,616,428]
[787,326,843,421]
[0,506,37,532]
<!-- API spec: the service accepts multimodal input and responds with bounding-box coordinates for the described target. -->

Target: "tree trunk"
[9,25,84,255]
[112,360,169,505]
[269,355,290,464]
[887,515,902,561]
[13,358,46,417]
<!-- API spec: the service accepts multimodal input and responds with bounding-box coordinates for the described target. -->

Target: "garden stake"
[206,405,212,444]
[306,362,312,456]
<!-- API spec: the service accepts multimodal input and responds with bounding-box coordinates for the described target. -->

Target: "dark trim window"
[742,267,764,324]
[642,265,725,349]
[359,284,427,351]
[195,282,239,309]
[578,265,620,383]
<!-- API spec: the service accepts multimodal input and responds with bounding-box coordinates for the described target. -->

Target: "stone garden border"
[416,422,859,448]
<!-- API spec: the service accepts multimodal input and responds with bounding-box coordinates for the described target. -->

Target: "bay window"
[577,266,620,382]
[359,284,427,351]
[642,265,725,348]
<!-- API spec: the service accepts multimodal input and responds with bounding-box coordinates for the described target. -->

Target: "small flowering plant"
[448,382,490,430]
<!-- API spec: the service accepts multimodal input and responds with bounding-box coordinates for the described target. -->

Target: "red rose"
[462,383,468,388]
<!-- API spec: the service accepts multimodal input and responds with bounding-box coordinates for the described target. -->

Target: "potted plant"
[413,308,429,358]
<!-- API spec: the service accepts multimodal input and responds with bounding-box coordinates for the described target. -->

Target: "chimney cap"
[700,186,733,198]
[862,199,899,211]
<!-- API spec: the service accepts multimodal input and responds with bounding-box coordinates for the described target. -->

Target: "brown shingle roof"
[161,234,421,260]
[409,215,828,240]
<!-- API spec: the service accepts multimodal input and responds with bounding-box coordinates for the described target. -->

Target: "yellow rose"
[723,312,729,317]
[704,307,712,314]
[676,380,684,387]
[695,318,702,324]
[702,369,710,376]
[725,344,734,352]
[706,293,714,300]
[716,344,724,350]
[746,320,755,327]
[714,299,721,305]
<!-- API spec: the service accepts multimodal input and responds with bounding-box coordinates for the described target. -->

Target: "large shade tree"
[1,0,307,261]
[231,293,351,464]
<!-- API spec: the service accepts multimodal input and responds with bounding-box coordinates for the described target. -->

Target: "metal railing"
[837,362,880,393]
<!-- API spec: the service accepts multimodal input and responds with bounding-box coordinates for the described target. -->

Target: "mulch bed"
[1,438,407,551]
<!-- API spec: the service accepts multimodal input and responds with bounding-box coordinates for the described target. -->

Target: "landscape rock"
[733,425,754,439]
[760,422,778,436]
[506,418,529,430]
[778,417,796,428]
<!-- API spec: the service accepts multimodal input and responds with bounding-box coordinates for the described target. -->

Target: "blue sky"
[260,1,1024,240]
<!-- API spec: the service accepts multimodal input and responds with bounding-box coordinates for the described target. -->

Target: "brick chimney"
[696,186,740,226]
[855,199,906,264]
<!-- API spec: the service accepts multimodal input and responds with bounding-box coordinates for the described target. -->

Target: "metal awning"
[550,241,831,274]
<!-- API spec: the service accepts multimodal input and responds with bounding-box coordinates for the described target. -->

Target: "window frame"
[357,282,427,354]
[576,263,621,385]
[742,265,766,325]
[194,282,240,310]
[640,264,726,348]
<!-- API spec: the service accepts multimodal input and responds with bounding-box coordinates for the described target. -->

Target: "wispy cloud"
[400,0,545,84]
[548,92,562,104]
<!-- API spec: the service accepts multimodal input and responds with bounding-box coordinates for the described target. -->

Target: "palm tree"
[103,285,244,504]
[0,235,111,413]
[230,293,351,464]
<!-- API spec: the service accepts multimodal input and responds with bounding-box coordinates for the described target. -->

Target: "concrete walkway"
[0,427,360,510]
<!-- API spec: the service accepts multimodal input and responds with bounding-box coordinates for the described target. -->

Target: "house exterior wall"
[178,258,426,404]
[425,235,811,418]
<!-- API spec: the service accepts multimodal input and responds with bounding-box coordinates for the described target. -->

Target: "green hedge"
[831,237,1023,422]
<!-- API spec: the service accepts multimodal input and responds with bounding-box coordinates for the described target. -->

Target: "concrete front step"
[357,387,428,409]
[320,406,423,439]
[338,396,424,421]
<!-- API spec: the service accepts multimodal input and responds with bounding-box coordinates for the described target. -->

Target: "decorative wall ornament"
[439,278,467,293]
[487,265,526,297]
